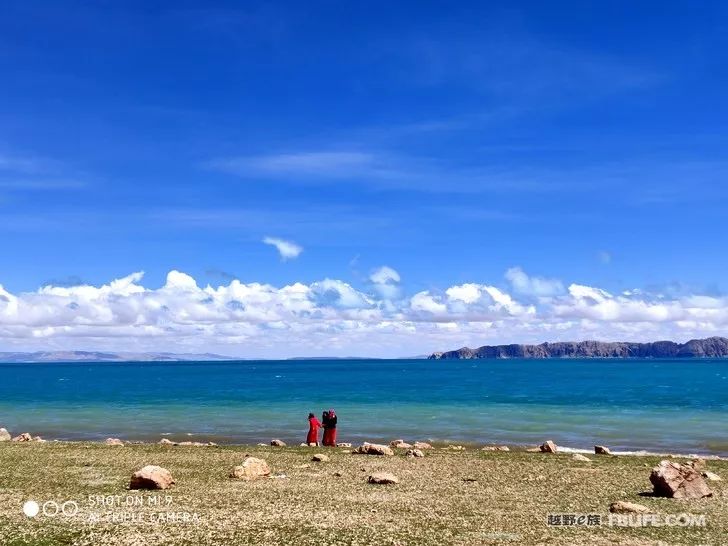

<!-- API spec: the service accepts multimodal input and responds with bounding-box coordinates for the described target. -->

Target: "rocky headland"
[429,336,728,359]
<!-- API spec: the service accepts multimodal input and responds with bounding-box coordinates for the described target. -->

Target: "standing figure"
[322,408,337,446]
[306,412,321,446]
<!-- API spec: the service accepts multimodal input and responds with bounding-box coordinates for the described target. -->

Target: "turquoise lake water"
[0,359,726,455]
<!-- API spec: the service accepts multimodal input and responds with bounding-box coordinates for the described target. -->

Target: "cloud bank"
[0,268,726,358]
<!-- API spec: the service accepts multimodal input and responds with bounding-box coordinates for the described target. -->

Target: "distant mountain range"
[0,351,235,363]
[429,336,728,359]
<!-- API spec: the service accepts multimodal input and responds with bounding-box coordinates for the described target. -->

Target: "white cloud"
[505,267,564,296]
[262,237,303,260]
[0,268,726,358]
[211,151,376,179]
[370,266,401,299]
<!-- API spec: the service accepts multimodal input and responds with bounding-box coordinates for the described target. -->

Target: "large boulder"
[367,472,399,485]
[413,441,433,450]
[609,501,650,514]
[129,465,175,490]
[389,439,413,449]
[105,438,124,446]
[353,442,394,456]
[12,433,32,442]
[270,439,286,447]
[649,460,712,499]
[594,445,612,455]
[0,428,10,442]
[539,440,558,454]
[230,457,270,480]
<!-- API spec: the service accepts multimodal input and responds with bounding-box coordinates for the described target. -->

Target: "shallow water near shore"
[1,358,727,455]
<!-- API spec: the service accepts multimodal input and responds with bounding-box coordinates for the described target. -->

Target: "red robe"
[307,417,321,445]
[322,413,337,446]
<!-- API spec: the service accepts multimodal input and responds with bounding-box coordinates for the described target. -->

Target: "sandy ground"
[0,442,725,545]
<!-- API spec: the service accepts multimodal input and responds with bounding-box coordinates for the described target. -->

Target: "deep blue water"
[1,359,727,455]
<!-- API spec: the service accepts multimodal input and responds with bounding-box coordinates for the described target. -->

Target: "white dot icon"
[23,500,40,518]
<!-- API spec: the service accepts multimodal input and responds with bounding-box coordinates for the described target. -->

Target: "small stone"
[389,439,413,449]
[413,441,433,450]
[270,439,286,447]
[572,454,591,462]
[525,447,541,453]
[609,501,651,514]
[686,458,706,472]
[353,442,394,456]
[594,445,612,455]
[129,465,175,490]
[702,471,721,481]
[105,438,124,446]
[0,428,11,442]
[539,440,558,453]
[406,449,425,458]
[336,442,352,448]
[33,436,46,443]
[230,457,271,480]
[311,453,330,462]
[481,445,509,452]
[367,472,399,485]
[12,433,32,442]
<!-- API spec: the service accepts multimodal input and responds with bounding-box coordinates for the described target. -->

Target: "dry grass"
[0,442,725,545]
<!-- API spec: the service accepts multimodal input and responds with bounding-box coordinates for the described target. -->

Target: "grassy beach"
[0,442,725,546]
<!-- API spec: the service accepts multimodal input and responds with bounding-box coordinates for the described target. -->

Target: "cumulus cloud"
[0,267,726,358]
[369,266,401,299]
[263,237,303,260]
[505,267,564,296]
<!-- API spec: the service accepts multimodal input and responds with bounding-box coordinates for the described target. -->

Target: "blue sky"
[1,2,727,356]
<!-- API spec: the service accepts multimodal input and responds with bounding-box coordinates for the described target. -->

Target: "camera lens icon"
[23,500,40,518]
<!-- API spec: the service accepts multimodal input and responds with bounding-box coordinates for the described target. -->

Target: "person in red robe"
[306,412,321,446]
[322,409,337,446]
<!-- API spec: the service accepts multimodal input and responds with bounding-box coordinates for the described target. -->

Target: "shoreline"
[4,432,727,461]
